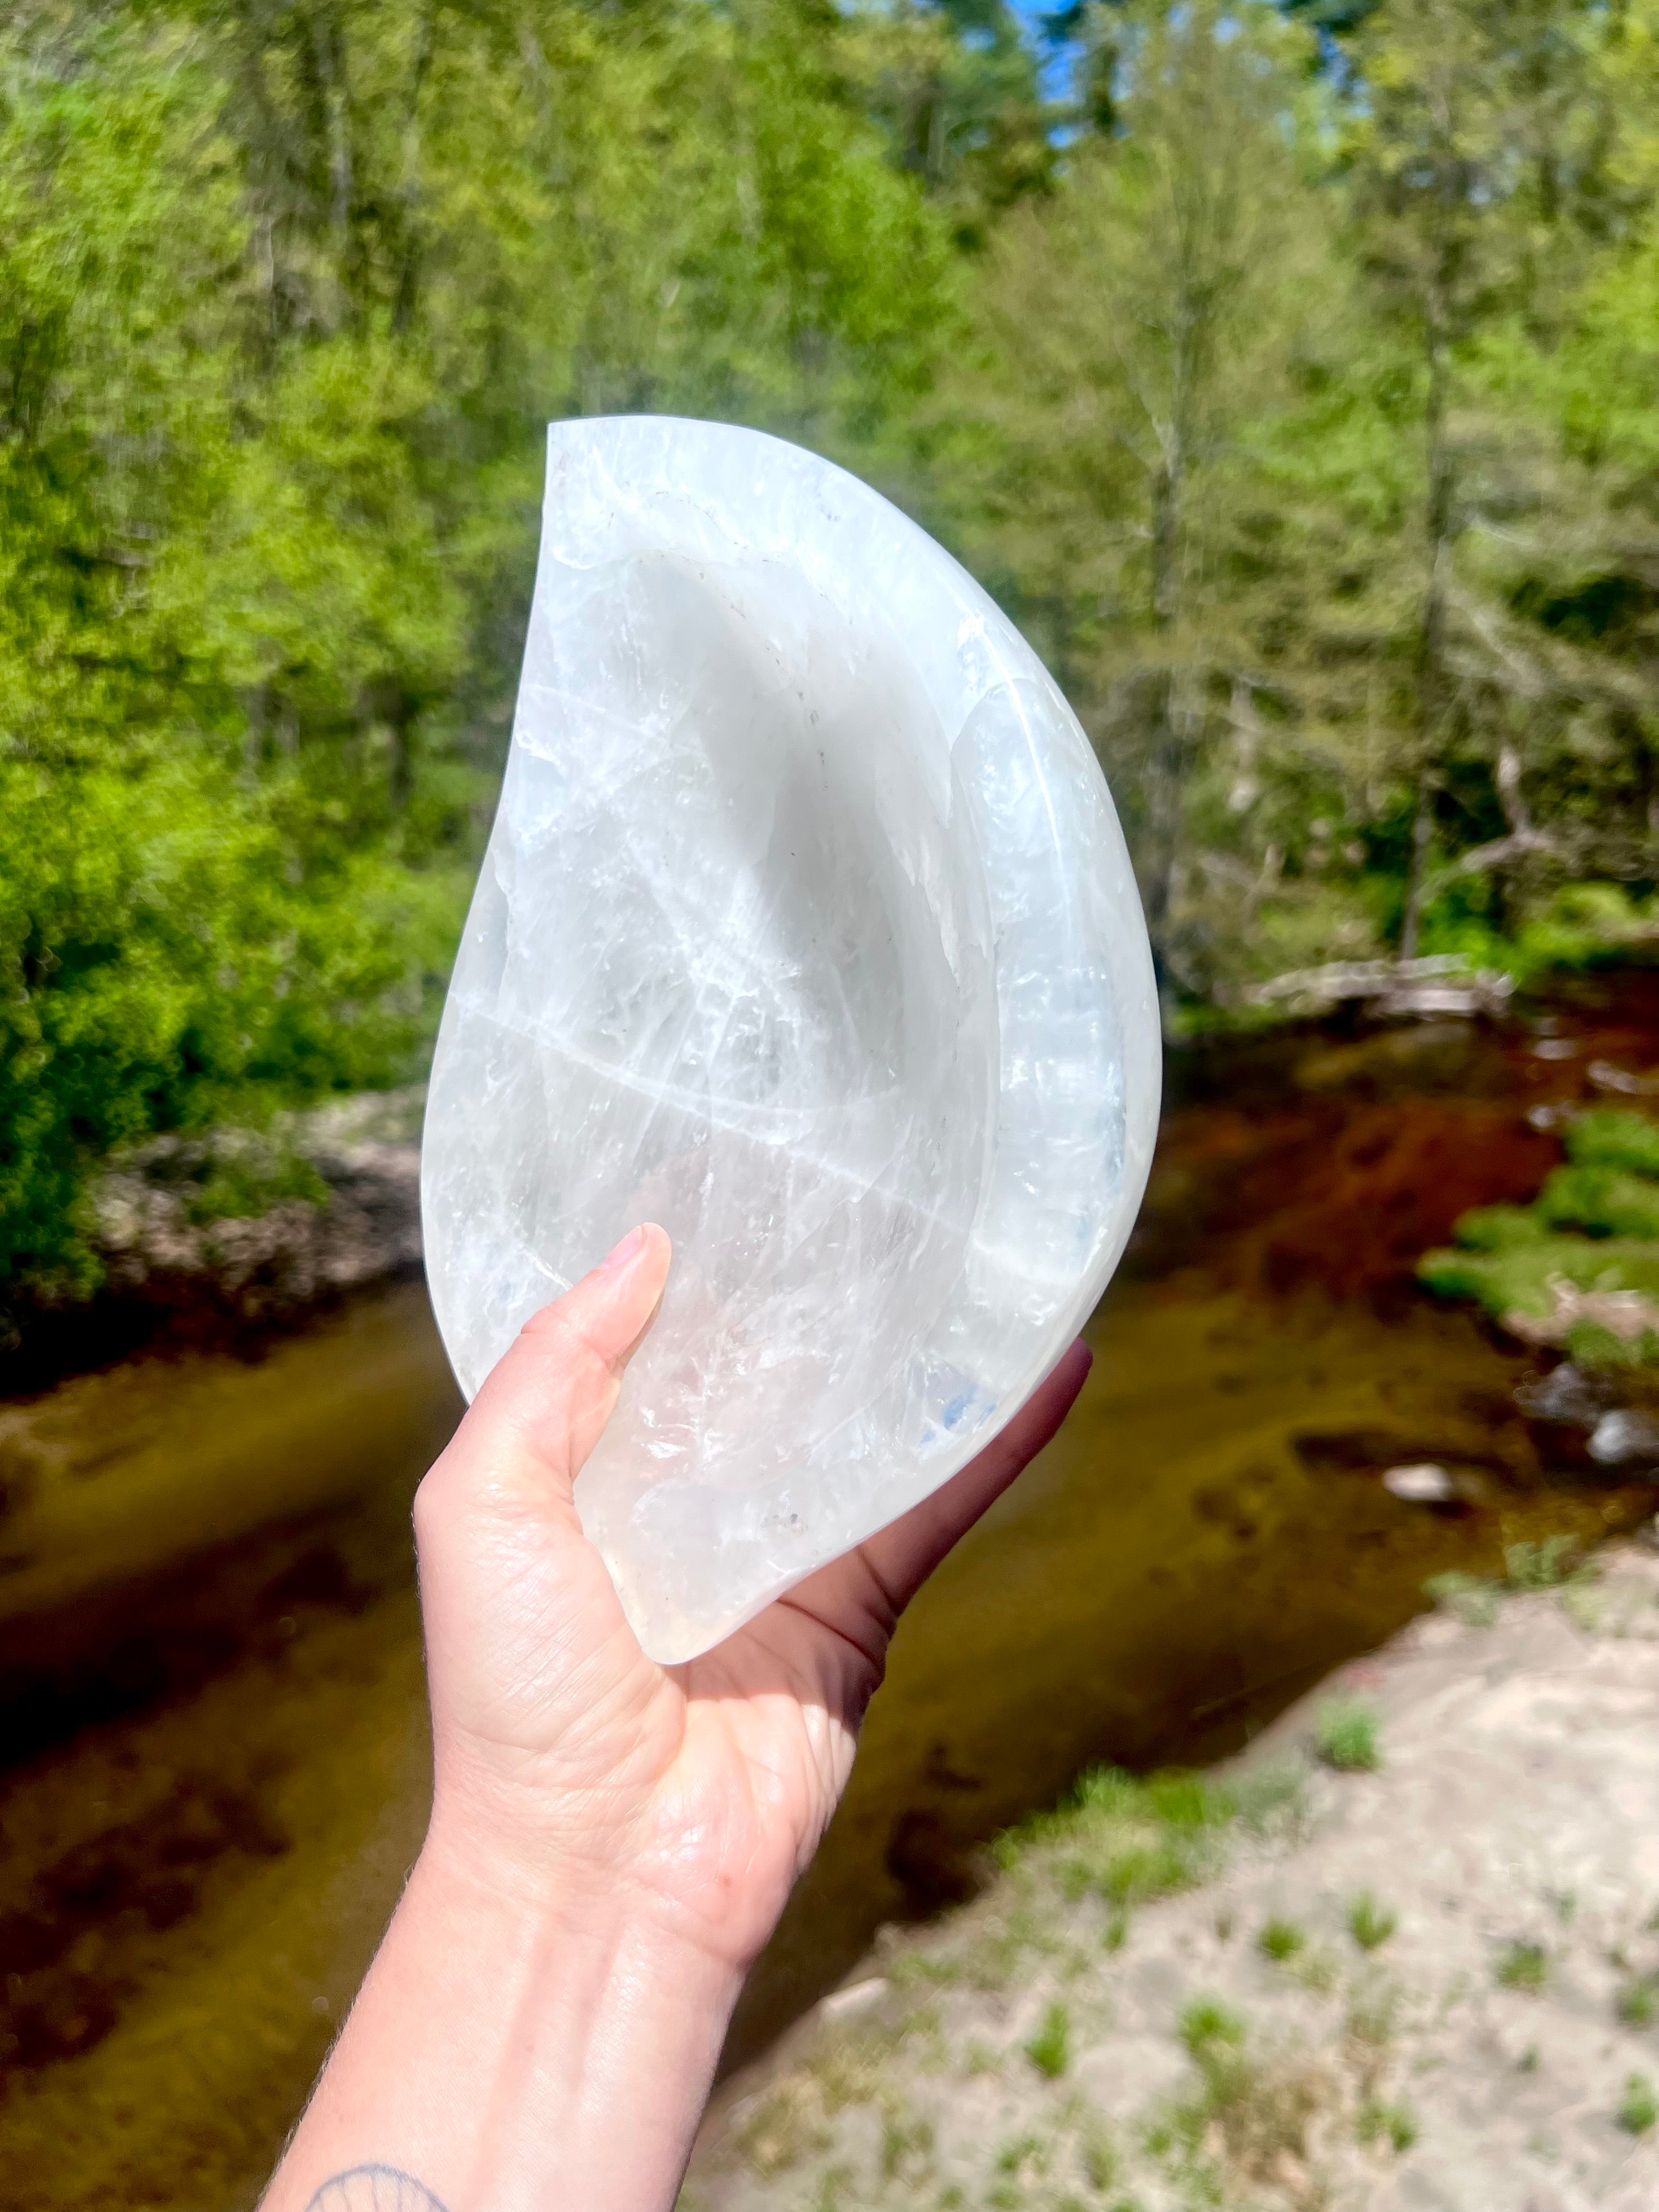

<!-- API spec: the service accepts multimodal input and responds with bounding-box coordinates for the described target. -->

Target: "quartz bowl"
[422,417,1160,1660]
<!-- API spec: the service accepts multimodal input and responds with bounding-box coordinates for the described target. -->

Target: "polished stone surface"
[422,417,1159,1660]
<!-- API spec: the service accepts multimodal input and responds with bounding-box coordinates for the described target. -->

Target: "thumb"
[435,1224,673,1520]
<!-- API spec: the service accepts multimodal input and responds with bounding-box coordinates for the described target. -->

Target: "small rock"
[1588,1410,1659,1467]
[1588,1058,1659,1096]
[1514,1364,1618,1427]
[819,1976,888,2023]
[1384,1462,1458,1503]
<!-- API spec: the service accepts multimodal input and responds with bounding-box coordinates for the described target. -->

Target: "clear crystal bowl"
[422,417,1160,1660]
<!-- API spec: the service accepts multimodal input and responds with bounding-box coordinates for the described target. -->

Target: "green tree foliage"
[14,0,1659,1302]
[951,0,1659,1007]
[956,0,1367,1001]
[0,0,957,1293]
[847,0,1056,238]
[1345,0,1627,955]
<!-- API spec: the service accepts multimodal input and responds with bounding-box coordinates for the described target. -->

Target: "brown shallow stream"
[4,984,1659,2210]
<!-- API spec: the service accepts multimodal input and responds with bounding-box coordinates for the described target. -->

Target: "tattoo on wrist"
[304,2169,449,2212]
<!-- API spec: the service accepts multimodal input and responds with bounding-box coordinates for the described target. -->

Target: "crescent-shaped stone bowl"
[422,416,1161,1661]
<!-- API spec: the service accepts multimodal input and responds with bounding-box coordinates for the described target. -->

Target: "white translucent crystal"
[421,417,1160,1662]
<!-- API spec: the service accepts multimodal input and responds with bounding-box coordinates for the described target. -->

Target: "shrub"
[1537,1162,1659,1240]
[0,758,465,1300]
[1568,1110,1659,1180]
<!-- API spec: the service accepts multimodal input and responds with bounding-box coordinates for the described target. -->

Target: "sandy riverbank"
[691,1536,1659,2212]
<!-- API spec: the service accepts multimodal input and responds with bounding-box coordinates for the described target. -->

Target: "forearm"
[253,1252,1083,2212]
[260,1821,747,2212]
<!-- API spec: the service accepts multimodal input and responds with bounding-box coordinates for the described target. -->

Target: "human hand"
[263,1223,1091,2212]
[413,1222,1092,1976]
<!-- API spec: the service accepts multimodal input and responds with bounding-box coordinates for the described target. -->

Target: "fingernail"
[600,1224,648,1272]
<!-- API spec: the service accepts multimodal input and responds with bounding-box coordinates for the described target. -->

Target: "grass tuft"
[1357,2097,1419,2153]
[1259,1916,1306,1963]
[1180,1996,1246,2055]
[879,2110,934,2182]
[1316,1699,1382,1773]
[1024,2002,1071,2080]
[1504,1536,1583,1590]
[1617,1976,1658,2029]
[1347,1893,1398,1951]
[1496,1940,1550,1994]
[994,2130,1047,2176]
[1155,2004,1329,2199]
[998,1764,1244,1927]
[1619,2073,1658,2135]
[1081,2121,1119,2192]
[1423,1568,1503,1627]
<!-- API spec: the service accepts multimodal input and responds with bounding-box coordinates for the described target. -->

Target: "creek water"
[4,985,1659,2211]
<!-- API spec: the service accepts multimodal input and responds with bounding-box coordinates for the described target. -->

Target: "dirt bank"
[3,1089,425,1397]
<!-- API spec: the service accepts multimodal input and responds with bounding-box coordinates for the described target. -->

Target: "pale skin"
[259,1223,1092,2212]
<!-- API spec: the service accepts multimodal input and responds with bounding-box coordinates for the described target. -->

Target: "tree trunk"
[1401,295,1453,964]
[389,715,414,812]
[1143,447,1187,1014]
[1398,765,1435,962]
[360,678,414,810]
[392,4,435,334]
[312,4,357,321]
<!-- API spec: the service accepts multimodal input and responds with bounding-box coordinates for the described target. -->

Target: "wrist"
[416,1796,754,1993]
[407,1825,745,2210]
[421,1728,798,1980]
[266,1808,748,2212]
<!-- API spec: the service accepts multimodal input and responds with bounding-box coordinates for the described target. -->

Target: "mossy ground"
[1421,1108,1659,1366]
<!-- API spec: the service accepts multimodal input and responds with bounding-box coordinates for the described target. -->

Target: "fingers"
[773,1339,1093,1683]
[859,1338,1093,1618]
[439,1224,673,1511]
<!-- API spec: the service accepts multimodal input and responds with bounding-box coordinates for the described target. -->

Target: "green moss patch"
[1419,1109,1659,1364]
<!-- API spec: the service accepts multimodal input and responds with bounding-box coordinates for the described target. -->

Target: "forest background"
[7,0,1659,1300]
